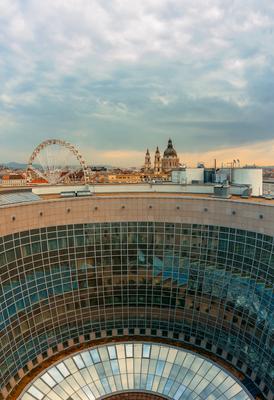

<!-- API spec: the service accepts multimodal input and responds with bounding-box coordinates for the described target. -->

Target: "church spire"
[154,146,161,175]
[144,149,151,172]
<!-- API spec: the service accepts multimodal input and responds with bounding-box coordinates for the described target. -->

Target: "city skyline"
[0,0,274,166]
[2,137,274,169]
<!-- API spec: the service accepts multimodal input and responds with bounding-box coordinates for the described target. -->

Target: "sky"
[0,0,274,167]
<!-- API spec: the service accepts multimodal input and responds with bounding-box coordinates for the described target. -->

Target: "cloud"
[0,0,273,165]
[150,94,176,106]
[181,139,274,168]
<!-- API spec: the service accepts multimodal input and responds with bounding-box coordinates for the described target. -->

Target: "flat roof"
[1,184,274,206]
[38,191,274,205]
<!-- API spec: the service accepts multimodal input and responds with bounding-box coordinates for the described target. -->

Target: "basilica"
[144,138,180,174]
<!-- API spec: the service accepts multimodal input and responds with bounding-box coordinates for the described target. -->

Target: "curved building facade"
[0,195,273,399]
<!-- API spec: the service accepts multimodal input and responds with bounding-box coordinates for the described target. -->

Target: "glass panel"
[28,386,44,400]
[56,363,70,378]
[19,342,252,400]
[64,359,78,374]
[41,372,56,388]
[111,359,120,375]
[116,344,125,359]
[81,352,93,367]
[99,347,109,362]
[82,386,95,400]
[107,346,116,360]
[48,367,64,383]
[125,344,133,358]
[90,349,100,364]
[73,355,85,370]
[174,384,187,400]
[33,379,51,394]
[134,343,142,358]
[225,383,243,397]
[126,358,134,374]
[142,344,151,358]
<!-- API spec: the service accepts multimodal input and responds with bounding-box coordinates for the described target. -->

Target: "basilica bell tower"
[154,146,162,175]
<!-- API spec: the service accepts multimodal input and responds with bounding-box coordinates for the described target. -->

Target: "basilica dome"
[163,138,177,157]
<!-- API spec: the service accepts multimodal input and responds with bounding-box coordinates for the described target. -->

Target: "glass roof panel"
[20,342,253,400]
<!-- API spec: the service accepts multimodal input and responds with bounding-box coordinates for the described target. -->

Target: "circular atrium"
[0,195,273,400]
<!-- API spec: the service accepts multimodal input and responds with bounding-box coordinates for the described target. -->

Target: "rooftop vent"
[213,184,231,199]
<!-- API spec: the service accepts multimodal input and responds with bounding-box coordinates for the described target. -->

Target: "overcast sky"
[0,0,274,167]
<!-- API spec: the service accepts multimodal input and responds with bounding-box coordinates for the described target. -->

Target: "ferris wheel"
[27,139,90,185]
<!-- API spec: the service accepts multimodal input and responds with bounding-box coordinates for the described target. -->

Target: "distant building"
[0,174,26,186]
[218,167,263,196]
[171,166,263,197]
[144,139,180,177]
[161,138,180,172]
[154,146,162,175]
[30,177,48,184]
[108,173,143,183]
[172,167,204,184]
[144,149,152,173]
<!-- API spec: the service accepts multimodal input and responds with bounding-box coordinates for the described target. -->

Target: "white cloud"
[9,15,33,40]
[150,94,176,106]
[0,113,17,128]
[0,0,274,162]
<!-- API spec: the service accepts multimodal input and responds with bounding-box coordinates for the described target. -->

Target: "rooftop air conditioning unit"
[213,184,231,199]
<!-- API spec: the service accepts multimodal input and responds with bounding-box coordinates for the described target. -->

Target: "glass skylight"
[20,342,252,400]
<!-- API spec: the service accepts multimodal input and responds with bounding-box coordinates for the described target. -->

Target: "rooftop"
[1,183,274,206]
[36,191,274,204]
